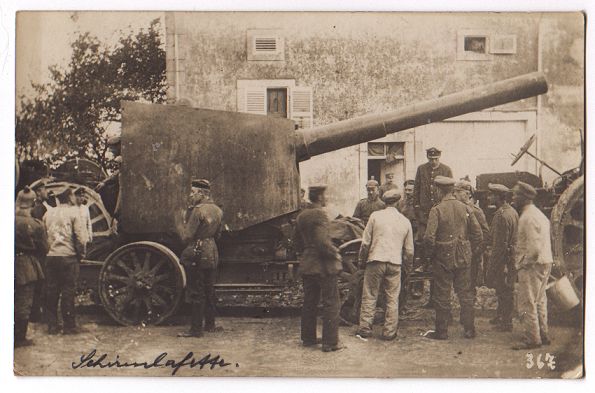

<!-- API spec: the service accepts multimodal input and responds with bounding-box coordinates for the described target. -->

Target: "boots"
[14,319,34,347]
[178,303,204,338]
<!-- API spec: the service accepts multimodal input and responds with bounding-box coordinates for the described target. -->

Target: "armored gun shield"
[120,102,300,236]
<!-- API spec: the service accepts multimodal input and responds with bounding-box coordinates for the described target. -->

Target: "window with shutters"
[247,29,285,61]
[237,80,313,129]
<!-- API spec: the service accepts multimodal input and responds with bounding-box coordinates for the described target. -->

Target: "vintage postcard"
[13,11,584,378]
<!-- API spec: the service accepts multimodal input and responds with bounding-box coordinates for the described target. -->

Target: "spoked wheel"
[99,241,186,326]
[551,176,584,297]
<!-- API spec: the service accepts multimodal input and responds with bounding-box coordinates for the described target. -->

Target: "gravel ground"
[14,310,582,378]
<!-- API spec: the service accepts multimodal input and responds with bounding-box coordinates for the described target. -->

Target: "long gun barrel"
[295,72,548,161]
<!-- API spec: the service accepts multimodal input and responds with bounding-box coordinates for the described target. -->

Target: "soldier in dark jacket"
[485,183,518,332]
[15,187,48,347]
[454,180,490,289]
[177,179,223,338]
[296,185,344,352]
[423,176,482,340]
[353,180,385,225]
[413,147,453,240]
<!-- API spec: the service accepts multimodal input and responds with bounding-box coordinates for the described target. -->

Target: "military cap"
[16,186,36,208]
[382,188,401,203]
[433,175,456,187]
[107,135,121,146]
[366,179,379,188]
[31,179,48,191]
[426,147,442,158]
[191,178,211,190]
[385,172,394,178]
[454,180,473,192]
[308,184,327,192]
[488,183,510,194]
[403,179,415,187]
[114,156,123,164]
[514,181,537,199]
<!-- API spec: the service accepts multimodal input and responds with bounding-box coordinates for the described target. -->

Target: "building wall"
[165,12,584,216]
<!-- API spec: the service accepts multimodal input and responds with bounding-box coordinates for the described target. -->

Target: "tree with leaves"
[16,18,167,171]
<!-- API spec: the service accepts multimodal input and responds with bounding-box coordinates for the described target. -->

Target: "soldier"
[31,179,54,220]
[485,183,518,332]
[511,181,553,350]
[296,185,344,352]
[15,187,48,347]
[356,189,414,340]
[29,179,53,322]
[378,172,398,198]
[177,179,224,338]
[353,179,385,225]
[414,147,453,308]
[398,179,422,302]
[453,180,490,290]
[423,176,482,340]
[44,188,87,335]
[414,147,453,240]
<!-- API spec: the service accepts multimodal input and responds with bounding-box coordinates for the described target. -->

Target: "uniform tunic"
[15,208,48,321]
[468,202,490,287]
[486,202,518,326]
[413,162,453,224]
[353,197,386,225]
[296,206,341,347]
[423,194,482,333]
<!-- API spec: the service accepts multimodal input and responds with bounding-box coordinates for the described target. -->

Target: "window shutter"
[290,87,313,129]
[238,87,266,115]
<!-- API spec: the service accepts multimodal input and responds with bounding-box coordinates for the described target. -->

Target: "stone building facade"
[163,12,584,216]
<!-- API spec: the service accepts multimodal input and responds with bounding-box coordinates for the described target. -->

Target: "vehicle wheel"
[98,241,186,326]
[551,176,584,297]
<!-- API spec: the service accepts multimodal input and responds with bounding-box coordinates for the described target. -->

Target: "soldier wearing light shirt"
[511,181,553,350]
[356,188,414,341]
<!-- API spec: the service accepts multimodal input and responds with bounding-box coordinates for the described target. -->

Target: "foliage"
[16,18,167,170]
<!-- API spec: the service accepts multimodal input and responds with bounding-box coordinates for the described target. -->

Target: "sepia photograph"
[9,8,585,381]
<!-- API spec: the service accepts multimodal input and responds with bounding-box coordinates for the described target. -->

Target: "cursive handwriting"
[72,349,231,375]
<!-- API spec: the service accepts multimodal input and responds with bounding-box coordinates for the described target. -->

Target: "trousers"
[433,261,475,334]
[301,274,340,347]
[517,263,552,345]
[359,262,402,337]
[45,256,79,329]
[185,266,217,332]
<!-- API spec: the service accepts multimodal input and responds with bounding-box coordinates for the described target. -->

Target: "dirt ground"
[13,311,583,378]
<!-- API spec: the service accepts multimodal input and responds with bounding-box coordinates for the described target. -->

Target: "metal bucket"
[546,275,580,311]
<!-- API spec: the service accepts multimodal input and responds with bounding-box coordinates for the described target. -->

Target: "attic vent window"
[247,29,285,61]
[255,38,277,51]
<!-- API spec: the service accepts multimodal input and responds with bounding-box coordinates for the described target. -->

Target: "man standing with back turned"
[511,181,553,350]
[356,189,414,340]
[296,185,344,352]
[423,176,482,340]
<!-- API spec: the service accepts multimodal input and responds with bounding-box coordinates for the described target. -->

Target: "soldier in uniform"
[378,172,398,199]
[454,180,490,290]
[177,179,224,338]
[423,176,482,340]
[353,179,385,225]
[296,185,344,352]
[398,179,423,302]
[15,187,48,347]
[29,179,53,322]
[414,147,452,308]
[485,183,518,332]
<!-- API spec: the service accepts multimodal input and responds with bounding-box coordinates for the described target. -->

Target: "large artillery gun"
[28,72,549,325]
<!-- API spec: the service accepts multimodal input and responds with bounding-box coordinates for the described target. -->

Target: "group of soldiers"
[296,146,554,351]
[15,181,93,346]
[15,145,553,354]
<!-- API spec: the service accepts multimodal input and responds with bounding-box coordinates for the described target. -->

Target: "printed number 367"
[526,353,556,370]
